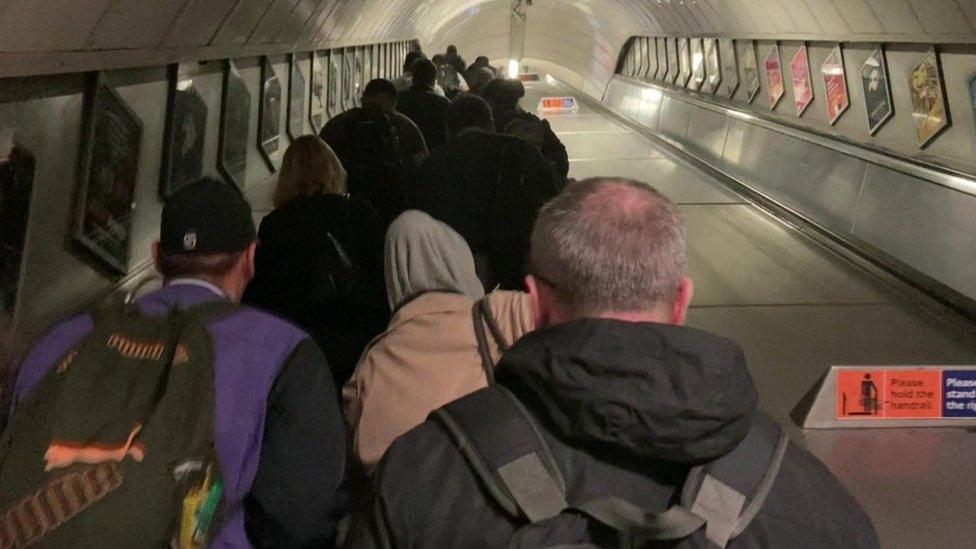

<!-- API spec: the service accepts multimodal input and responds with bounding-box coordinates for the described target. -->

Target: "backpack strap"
[678,414,790,548]
[470,297,509,386]
[432,386,567,523]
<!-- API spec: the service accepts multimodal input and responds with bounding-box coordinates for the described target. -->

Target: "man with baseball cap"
[10,177,346,546]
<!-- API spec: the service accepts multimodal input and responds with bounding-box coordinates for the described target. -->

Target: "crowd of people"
[0,44,879,548]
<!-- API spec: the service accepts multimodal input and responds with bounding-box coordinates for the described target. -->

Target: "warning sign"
[943,371,976,418]
[837,369,942,420]
[539,97,578,113]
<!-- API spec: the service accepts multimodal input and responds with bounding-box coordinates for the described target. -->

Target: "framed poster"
[0,127,35,314]
[720,39,738,98]
[667,37,680,84]
[218,60,250,190]
[743,40,760,103]
[328,50,342,118]
[363,44,373,83]
[354,47,364,107]
[309,51,327,133]
[342,49,355,111]
[790,44,813,116]
[678,38,692,87]
[822,45,850,126]
[689,38,705,90]
[860,47,893,135]
[656,37,668,81]
[909,48,949,148]
[765,44,784,109]
[74,73,142,275]
[622,39,636,77]
[287,53,305,141]
[160,65,207,199]
[644,37,657,79]
[258,57,282,171]
[704,38,721,94]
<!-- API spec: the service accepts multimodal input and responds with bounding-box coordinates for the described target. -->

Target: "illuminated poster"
[704,38,721,94]
[790,44,813,116]
[860,47,893,135]
[218,61,250,190]
[288,54,305,141]
[655,37,667,81]
[677,38,691,87]
[310,52,327,133]
[160,65,207,199]
[721,39,739,98]
[765,44,784,109]
[689,38,705,90]
[822,45,849,126]
[75,74,142,275]
[909,48,949,148]
[742,41,760,104]
[666,37,679,85]
[0,127,34,314]
[259,57,282,171]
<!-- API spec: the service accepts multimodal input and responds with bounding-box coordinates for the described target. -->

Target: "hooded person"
[344,179,878,549]
[342,210,534,475]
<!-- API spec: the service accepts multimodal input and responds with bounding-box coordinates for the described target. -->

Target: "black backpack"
[340,109,406,225]
[433,385,790,549]
[0,301,238,548]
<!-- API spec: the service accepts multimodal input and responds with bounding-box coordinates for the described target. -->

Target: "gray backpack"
[433,386,790,548]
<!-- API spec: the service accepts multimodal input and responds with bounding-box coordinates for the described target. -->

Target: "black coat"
[345,320,880,549]
[243,193,388,390]
[396,86,450,150]
[409,129,559,290]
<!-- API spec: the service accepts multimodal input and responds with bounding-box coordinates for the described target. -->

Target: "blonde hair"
[274,135,348,208]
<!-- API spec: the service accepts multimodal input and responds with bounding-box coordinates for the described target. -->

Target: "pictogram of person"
[860,374,879,415]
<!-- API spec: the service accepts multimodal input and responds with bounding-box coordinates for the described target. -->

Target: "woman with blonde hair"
[244,135,388,390]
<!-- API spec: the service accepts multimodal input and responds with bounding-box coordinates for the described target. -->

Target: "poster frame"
[764,43,784,110]
[790,43,813,116]
[822,45,850,126]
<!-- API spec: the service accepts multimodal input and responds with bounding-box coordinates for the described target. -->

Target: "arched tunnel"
[2,1,976,546]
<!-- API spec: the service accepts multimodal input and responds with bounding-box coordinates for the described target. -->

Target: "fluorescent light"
[508,59,520,79]
[545,73,556,85]
[642,88,663,101]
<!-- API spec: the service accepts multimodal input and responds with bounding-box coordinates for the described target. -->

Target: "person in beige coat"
[343,210,534,474]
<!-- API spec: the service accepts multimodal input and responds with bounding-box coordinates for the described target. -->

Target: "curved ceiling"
[0,0,973,88]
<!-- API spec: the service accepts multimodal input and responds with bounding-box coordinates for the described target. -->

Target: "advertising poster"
[721,39,739,98]
[75,75,142,275]
[0,126,34,314]
[667,37,680,85]
[259,57,282,171]
[909,48,950,148]
[655,37,667,81]
[218,60,251,190]
[678,38,691,87]
[822,45,849,126]
[764,44,784,109]
[704,38,721,94]
[860,48,894,135]
[160,65,207,199]
[288,54,305,141]
[310,52,327,133]
[790,44,813,116]
[690,38,705,90]
[743,41,760,104]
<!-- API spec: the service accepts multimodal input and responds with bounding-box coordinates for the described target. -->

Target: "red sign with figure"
[837,369,943,420]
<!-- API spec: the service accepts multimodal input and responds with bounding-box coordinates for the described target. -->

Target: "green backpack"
[0,301,237,548]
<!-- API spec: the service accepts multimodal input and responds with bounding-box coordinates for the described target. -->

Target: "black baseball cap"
[160,177,256,254]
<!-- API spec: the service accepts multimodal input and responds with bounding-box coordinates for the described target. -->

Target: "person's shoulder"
[375,418,457,489]
[210,306,312,347]
[757,440,878,546]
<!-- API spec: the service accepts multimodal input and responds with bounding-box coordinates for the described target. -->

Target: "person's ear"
[151,242,163,275]
[244,242,257,280]
[524,275,544,328]
[669,277,694,326]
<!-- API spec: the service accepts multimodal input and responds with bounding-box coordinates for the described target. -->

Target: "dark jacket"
[346,320,880,549]
[396,86,451,150]
[496,108,570,185]
[409,129,559,290]
[14,283,347,547]
[444,53,467,75]
[243,193,388,390]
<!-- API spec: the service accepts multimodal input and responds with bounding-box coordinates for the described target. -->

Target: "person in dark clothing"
[243,136,388,391]
[346,178,879,549]
[396,60,451,149]
[409,95,559,291]
[484,77,570,185]
[321,78,428,226]
[444,44,468,75]
[14,177,346,547]
[465,56,498,95]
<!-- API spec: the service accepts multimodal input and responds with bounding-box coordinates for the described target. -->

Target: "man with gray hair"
[346,178,878,548]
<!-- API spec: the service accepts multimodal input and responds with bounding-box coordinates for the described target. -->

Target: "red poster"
[790,45,813,116]
[822,46,849,125]
[765,45,784,109]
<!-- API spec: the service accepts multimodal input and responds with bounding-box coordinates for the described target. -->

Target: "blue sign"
[563,98,575,108]
[943,371,976,417]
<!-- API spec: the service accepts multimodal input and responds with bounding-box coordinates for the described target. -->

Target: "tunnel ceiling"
[0,0,973,83]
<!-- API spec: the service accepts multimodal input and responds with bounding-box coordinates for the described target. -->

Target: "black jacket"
[409,129,559,290]
[496,108,570,185]
[345,320,880,549]
[396,86,450,150]
[243,193,388,390]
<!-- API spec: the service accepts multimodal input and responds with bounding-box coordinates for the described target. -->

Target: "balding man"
[345,178,878,549]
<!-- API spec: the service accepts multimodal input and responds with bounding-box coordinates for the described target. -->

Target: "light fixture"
[508,59,520,79]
